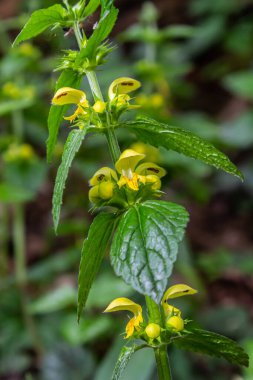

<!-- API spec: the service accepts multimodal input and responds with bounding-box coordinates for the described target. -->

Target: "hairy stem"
[73,22,121,163]
[145,296,172,380]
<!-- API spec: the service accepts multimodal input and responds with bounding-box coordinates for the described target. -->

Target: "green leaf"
[172,328,249,367]
[47,69,82,162]
[52,128,86,232]
[13,4,68,46]
[126,117,243,180]
[101,0,115,14]
[76,7,118,64]
[112,345,138,380]
[84,0,100,17]
[110,200,189,302]
[77,212,117,321]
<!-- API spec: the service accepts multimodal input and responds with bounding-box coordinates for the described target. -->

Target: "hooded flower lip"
[51,87,89,122]
[115,149,145,191]
[136,162,166,178]
[162,284,197,317]
[103,297,143,339]
[108,77,141,101]
[89,167,117,186]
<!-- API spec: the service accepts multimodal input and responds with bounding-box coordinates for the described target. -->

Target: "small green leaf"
[13,4,68,46]
[126,117,243,180]
[172,328,249,367]
[52,128,86,232]
[77,212,117,321]
[84,0,101,17]
[47,69,82,162]
[112,345,138,380]
[76,7,118,64]
[110,200,189,302]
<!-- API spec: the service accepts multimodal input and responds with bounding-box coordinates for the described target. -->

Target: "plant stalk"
[73,22,121,163]
[145,296,172,380]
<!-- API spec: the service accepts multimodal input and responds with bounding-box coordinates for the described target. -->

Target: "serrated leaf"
[110,200,189,302]
[76,7,118,64]
[101,0,115,14]
[112,345,138,380]
[47,70,82,162]
[77,212,117,321]
[13,4,68,46]
[52,128,86,232]
[84,0,100,17]
[126,117,243,180]
[172,328,249,367]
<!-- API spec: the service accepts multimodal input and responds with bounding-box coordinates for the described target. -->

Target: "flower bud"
[145,323,161,339]
[98,181,114,200]
[145,175,161,190]
[166,316,184,332]
[93,100,106,113]
[88,185,100,203]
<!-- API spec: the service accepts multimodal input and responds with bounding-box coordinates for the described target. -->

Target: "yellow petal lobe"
[115,149,145,174]
[108,77,141,100]
[52,87,86,105]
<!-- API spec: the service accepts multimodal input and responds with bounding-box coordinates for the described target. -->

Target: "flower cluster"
[51,77,141,127]
[88,148,166,207]
[104,284,197,342]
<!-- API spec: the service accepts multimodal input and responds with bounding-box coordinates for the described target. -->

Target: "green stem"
[155,346,172,380]
[145,296,172,380]
[73,21,121,163]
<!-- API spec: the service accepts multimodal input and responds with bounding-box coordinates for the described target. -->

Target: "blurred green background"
[0,0,252,379]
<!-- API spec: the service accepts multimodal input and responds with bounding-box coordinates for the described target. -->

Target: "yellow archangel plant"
[104,284,197,340]
[88,148,166,205]
[51,77,141,124]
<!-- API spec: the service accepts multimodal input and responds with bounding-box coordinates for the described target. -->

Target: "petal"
[125,318,135,339]
[163,304,181,317]
[89,167,117,186]
[115,149,145,174]
[162,284,197,303]
[136,163,166,178]
[124,173,139,191]
[52,87,86,105]
[63,105,87,122]
[103,297,142,316]
[108,77,141,100]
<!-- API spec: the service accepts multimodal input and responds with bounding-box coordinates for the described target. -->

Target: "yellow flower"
[115,149,145,191]
[162,284,197,317]
[89,167,117,186]
[51,87,89,122]
[104,297,143,339]
[108,77,141,101]
[136,162,166,178]
[130,142,160,163]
